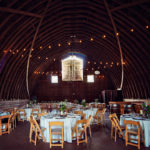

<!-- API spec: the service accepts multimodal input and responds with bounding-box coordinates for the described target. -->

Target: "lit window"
[51,75,58,83]
[87,75,94,83]
[62,55,83,81]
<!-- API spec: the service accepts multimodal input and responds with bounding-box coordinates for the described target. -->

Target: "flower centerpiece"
[60,102,66,114]
[29,101,33,107]
[142,102,150,117]
[95,98,99,103]
[81,99,86,107]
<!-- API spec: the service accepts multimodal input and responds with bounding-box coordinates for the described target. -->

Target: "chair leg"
[49,129,52,148]
[29,126,32,143]
[115,128,117,142]
[89,126,92,137]
[35,128,37,146]
[138,131,140,150]
[125,132,128,146]
[85,129,87,143]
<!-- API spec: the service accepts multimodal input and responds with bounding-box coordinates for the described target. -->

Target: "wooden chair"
[0,115,11,135]
[109,114,116,140]
[97,104,103,109]
[9,112,17,130]
[37,112,48,120]
[49,121,64,148]
[29,116,46,146]
[87,115,92,137]
[17,109,26,122]
[124,120,145,150]
[93,108,106,125]
[109,113,125,142]
[74,111,86,119]
[72,119,88,145]
[31,109,39,120]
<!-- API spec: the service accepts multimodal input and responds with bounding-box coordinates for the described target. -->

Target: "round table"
[40,113,81,143]
[120,114,150,147]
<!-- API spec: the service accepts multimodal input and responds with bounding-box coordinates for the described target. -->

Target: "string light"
[79,40,82,43]
[102,35,106,38]
[67,42,71,46]
[106,62,108,65]
[58,43,61,47]
[21,54,24,58]
[38,56,41,59]
[46,57,48,60]
[40,46,43,49]
[130,28,134,32]
[116,32,119,36]
[122,61,126,65]
[100,61,102,64]
[90,38,94,41]
[116,62,119,66]
[23,48,26,51]
[48,45,52,49]
[146,25,149,29]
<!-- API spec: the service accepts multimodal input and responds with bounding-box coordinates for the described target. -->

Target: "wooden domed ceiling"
[0,0,150,99]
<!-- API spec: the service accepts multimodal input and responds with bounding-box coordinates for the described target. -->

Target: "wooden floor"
[0,120,149,150]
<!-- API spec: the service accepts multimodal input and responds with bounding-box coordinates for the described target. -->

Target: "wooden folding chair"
[17,109,26,122]
[109,113,125,141]
[93,109,106,125]
[37,112,48,120]
[74,111,86,119]
[124,120,145,150]
[87,115,92,137]
[49,121,64,148]
[9,112,17,130]
[111,114,125,142]
[0,115,11,135]
[31,109,39,120]
[29,116,46,146]
[72,119,88,145]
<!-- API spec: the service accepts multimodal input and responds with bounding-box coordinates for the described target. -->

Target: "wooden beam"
[26,0,50,97]
[0,7,42,18]
[111,0,150,12]
[104,0,124,89]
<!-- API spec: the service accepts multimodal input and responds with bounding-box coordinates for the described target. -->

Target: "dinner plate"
[55,117,64,119]
[123,115,131,118]
[44,115,53,119]
[132,117,144,120]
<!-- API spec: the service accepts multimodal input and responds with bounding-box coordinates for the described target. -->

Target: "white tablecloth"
[24,107,41,120]
[40,114,81,143]
[120,115,150,147]
[0,112,10,116]
[74,108,97,120]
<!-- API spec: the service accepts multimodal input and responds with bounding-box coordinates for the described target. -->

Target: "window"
[62,55,83,81]
[87,75,94,83]
[51,75,58,83]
